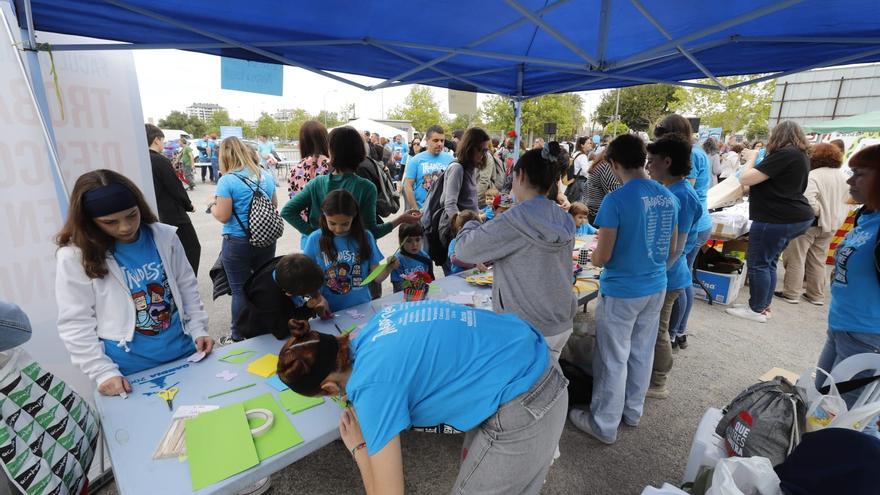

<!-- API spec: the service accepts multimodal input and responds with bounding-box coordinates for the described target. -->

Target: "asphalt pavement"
[95,177,829,495]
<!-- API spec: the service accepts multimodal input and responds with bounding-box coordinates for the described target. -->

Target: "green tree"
[593,84,679,132]
[387,86,444,133]
[232,119,256,139]
[339,103,356,122]
[282,108,311,140]
[315,110,343,128]
[604,120,629,136]
[157,110,207,137]
[255,112,281,138]
[206,109,231,135]
[445,113,483,132]
[480,93,585,139]
[670,76,774,137]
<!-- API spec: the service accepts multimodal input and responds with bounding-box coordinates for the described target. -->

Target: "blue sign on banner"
[220,126,243,140]
[220,57,283,96]
[698,126,723,143]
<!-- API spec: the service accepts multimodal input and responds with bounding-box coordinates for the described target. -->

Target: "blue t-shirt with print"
[303,230,384,312]
[595,178,679,298]
[102,228,194,375]
[576,223,597,236]
[404,151,454,209]
[347,301,549,455]
[257,141,275,165]
[689,145,712,232]
[830,210,880,334]
[215,169,276,238]
[666,180,704,290]
[391,250,432,284]
[447,238,468,274]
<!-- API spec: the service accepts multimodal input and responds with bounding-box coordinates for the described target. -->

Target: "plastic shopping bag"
[803,368,847,432]
[640,483,690,495]
[706,457,782,495]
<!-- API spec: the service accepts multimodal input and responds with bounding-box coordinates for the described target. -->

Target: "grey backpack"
[715,376,806,466]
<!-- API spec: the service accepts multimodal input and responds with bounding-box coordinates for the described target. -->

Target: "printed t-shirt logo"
[323,249,363,295]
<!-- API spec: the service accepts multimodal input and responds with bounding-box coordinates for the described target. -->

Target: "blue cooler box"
[692,264,747,305]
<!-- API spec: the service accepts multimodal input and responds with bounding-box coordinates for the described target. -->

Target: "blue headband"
[83,183,138,218]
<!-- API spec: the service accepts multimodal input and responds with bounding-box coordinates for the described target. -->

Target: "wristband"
[350,442,366,456]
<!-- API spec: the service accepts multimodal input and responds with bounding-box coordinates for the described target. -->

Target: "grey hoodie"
[454,195,577,336]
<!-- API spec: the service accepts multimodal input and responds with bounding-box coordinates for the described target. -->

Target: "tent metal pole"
[629,0,726,89]
[732,36,880,44]
[727,46,880,90]
[0,7,69,206]
[551,68,720,89]
[513,66,523,162]
[22,0,35,48]
[367,41,502,96]
[381,66,518,89]
[371,39,589,70]
[606,0,803,70]
[505,0,599,67]
[103,0,371,90]
[596,0,611,67]
[48,39,361,51]
[369,0,570,91]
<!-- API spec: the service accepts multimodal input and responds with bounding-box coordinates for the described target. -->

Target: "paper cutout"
[184,403,259,490]
[187,351,206,363]
[340,324,358,335]
[219,349,257,364]
[278,389,325,414]
[215,370,238,382]
[207,383,256,399]
[242,393,303,460]
[265,375,288,392]
[246,354,279,378]
[345,310,366,320]
[359,261,387,287]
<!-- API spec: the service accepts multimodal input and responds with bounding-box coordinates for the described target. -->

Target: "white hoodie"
[55,222,209,386]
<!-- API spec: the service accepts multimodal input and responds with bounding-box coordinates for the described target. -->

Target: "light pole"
[613,87,621,138]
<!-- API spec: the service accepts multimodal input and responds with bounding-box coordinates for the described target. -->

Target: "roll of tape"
[245,408,274,437]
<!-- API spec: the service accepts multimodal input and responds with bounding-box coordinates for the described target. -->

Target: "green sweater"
[280,173,395,239]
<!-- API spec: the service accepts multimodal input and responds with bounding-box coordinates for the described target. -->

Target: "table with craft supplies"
[94,271,598,494]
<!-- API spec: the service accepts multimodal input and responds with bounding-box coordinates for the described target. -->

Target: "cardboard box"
[693,263,747,305]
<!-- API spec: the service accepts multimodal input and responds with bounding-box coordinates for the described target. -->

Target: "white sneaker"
[236,477,270,495]
[726,306,768,323]
[803,295,825,306]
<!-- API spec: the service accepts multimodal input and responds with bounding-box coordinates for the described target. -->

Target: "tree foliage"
[444,113,483,133]
[255,112,281,138]
[314,110,343,129]
[670,76,774,138]
[157,110,206,137]
[593,84,679,132]
[604,120,629,136]
[283,108,311,140]
[480,93,585,139]
[206,109,231,135]
[388,86,444,133]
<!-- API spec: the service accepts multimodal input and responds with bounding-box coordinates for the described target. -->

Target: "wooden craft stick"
[207,382,256,399]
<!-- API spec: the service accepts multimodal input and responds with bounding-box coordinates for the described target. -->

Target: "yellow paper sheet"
[246,354,279,378]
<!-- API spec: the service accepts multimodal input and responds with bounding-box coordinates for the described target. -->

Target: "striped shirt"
[586,160,622,220]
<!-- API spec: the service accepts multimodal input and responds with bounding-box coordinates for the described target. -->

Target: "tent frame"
[20,0,878,160]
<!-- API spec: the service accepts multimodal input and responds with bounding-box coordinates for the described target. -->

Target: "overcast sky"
[133,49,606,125]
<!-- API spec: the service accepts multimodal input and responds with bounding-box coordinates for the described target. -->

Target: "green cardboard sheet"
[278,389,325,414]
[184,403,259,490]
[242,393,304,460]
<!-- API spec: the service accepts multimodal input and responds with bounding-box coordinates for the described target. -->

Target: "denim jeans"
[670,228,711,338]
[816,330,880,437]
[453,363,568,495]
[0,301,32,352]
[220,235,276,340]
[590,291,665,441]
[747,219,813,312]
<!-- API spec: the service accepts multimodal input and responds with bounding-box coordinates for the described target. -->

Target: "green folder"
[184,403,259,490]
[278,389,325,414]
[243,393,304,460]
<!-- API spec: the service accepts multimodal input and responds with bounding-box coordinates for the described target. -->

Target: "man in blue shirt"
[568,134,679,445]
[403,125,454,210]
[390,134,408,180]
[257,135,276,169]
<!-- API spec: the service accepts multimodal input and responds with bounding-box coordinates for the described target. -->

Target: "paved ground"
[96,178,830,495]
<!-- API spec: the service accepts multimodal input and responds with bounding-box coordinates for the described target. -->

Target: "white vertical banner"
[0,4,152,406]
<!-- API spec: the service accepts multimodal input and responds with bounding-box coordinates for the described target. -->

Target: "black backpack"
[357,157,400,218]
[419,169,450,266]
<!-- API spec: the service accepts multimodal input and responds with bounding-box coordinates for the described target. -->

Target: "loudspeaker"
[688,118,701,132]
[543,122,557,135]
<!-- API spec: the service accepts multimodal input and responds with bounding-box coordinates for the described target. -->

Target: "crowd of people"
[30,114,879,494]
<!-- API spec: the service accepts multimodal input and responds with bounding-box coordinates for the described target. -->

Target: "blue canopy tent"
[14,0,880,153]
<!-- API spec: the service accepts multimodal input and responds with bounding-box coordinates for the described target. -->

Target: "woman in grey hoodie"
[454,142,577,358]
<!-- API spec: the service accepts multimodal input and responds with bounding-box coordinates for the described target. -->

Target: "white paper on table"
[172,405,220,420]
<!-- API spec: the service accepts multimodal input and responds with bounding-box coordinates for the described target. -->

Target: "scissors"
[158,387,179,411]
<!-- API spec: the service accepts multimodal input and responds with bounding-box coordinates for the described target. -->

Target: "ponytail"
[277,319,352,396]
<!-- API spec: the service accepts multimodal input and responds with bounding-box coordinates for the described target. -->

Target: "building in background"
[186,102,225,121]
[274,108,298,122]
[770,63,880,128]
